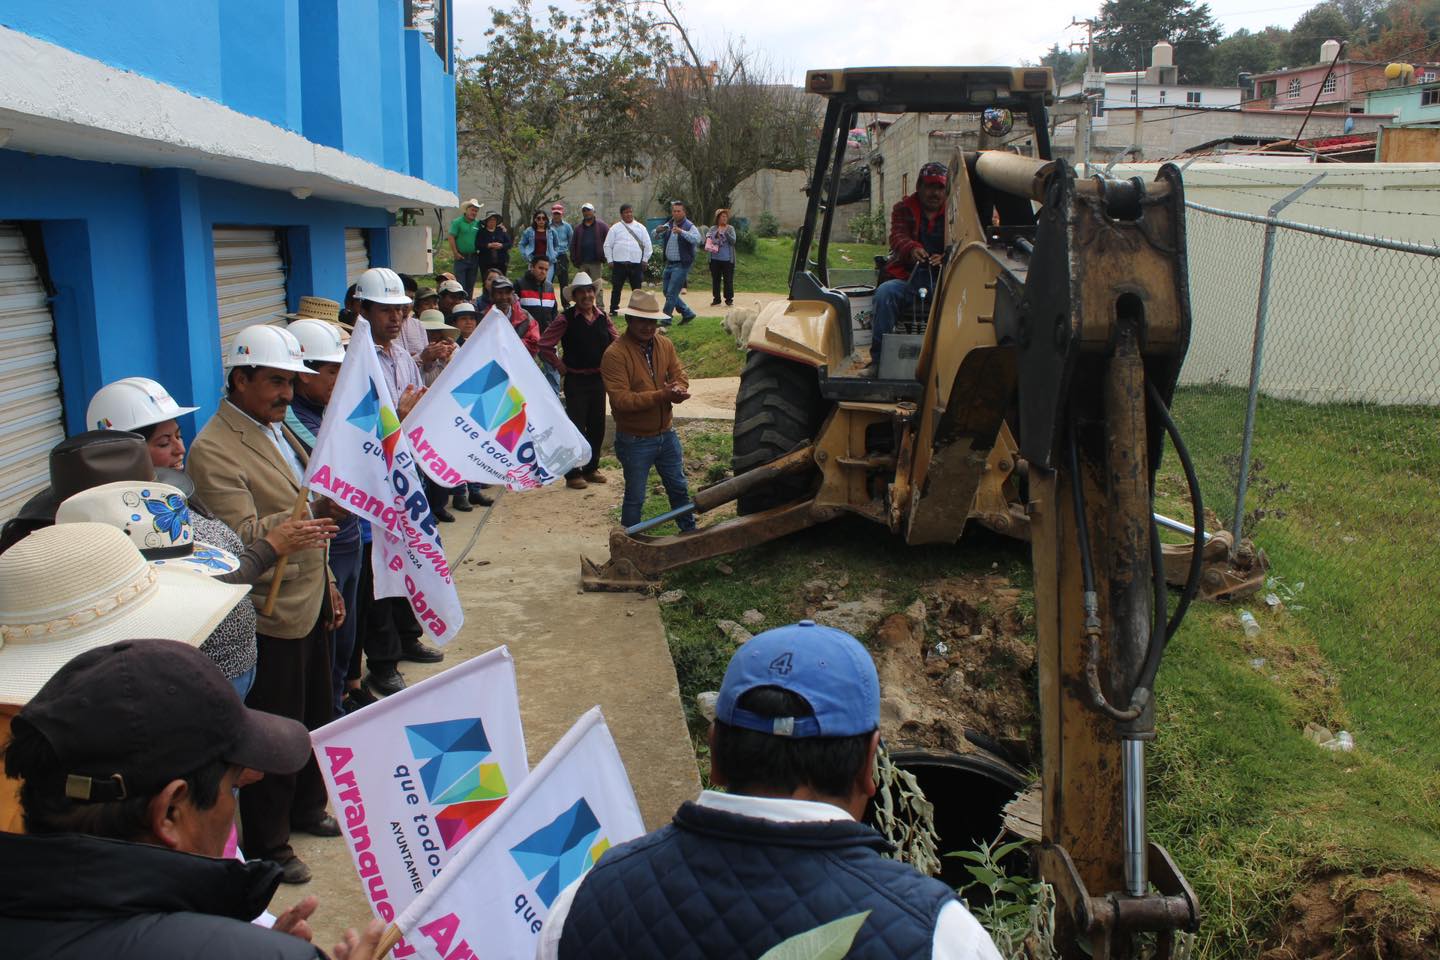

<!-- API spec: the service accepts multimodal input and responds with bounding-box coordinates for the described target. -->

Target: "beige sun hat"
[562,271,601,302]
[419,309,460,339]
[281,295,342,324]
[621,288,670,321]
[0,523,249,704]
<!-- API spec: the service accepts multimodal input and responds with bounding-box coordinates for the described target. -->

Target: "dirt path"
[677,376,739,421]
[277,473,701,949]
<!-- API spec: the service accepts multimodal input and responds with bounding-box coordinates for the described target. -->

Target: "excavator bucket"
[1161,530,1268,602]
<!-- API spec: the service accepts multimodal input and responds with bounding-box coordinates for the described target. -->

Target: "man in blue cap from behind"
[538,620,1003,959]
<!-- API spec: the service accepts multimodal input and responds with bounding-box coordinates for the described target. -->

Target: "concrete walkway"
[278,474,701,948]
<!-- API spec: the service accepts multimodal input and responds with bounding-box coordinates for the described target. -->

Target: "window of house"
[1090,98,1105,118]
[1159,89,1167,103]
[1130,91,1137,101]
[1187,91,1202,104]
[1423,86,1440,107]
[1322,74,1337,95]
[1421,70,1436,82]
[1288,77,1302,97]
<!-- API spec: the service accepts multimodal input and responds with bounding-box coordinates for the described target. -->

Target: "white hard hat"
[355,267,412,306]
[86,377,199,432]
[223,323,308,373]
[288,318,347,363]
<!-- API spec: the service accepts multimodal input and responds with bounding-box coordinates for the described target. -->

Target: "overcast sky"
[452,0,1318,82]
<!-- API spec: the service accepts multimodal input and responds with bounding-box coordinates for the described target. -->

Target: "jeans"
[609,262,645,312]
[614,429,696,531]
[709,259,735,303]
[870,278,916,363]
[553,254,570,298]
[541,362,563,395]
[231,665,256,702]
[454,253,480,299]
[327,536,363,717]
[661,262,695,321]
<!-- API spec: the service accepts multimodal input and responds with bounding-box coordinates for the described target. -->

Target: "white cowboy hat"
[0,523,249,704]
[55,481,242,579]
[562,271,601,302]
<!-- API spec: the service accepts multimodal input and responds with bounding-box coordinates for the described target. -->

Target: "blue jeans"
[870,278,915,363]
[661,262,695,321]
[540,361,563,395]
[328,537,364,717]
[231,665,257,702]
[614,429,696,531]
[454,253,480,299]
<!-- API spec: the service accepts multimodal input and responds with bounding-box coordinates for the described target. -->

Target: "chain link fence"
[1164,200,1440,763]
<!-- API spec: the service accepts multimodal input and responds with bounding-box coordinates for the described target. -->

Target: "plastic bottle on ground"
[1238,610,1260,638]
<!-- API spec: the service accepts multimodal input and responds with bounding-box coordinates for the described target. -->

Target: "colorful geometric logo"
[406,717,510,850]
[348,379,403,465]
[509,798,610,907]
[451,361,528,453]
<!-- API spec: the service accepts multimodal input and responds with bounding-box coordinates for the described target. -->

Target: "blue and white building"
[0,2,457,517]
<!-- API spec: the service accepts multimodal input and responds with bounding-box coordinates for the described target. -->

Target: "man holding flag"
[538,621,1004,959]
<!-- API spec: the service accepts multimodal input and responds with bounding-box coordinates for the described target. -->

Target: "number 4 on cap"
[768,652,793,676]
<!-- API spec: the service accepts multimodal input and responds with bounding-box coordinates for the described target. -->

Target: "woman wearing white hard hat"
[86,376,199,470]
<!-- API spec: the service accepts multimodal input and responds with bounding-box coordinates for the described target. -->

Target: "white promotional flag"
[304,317,463,644]
[392,707,644,960]
[311,646,529,958]
[404,308,589,490]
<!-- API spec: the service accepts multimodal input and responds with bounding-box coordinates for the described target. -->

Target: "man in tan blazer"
[189,324,346,884]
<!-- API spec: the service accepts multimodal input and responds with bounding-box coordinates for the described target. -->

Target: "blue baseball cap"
[715,620,880,738]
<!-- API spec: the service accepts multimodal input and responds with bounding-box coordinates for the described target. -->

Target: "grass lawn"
[645,387,1440,957]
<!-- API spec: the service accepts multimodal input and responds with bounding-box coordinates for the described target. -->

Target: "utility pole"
[1070,17,1103,174]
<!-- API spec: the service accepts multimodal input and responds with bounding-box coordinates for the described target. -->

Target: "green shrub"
[754,211,781,238]
[848,211,887,245]
[734,226,758,255]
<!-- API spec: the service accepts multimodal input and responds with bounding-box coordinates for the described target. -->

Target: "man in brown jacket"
[188,323,346,884]
[600,289,696,533]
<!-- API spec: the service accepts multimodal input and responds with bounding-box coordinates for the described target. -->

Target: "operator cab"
[790,66,1054,403]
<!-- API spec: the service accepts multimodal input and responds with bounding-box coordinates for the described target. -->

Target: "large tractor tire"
[731,351,828,515]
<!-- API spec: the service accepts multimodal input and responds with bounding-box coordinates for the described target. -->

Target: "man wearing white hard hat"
[187,322,348,883]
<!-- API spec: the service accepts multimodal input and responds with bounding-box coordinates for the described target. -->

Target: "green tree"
[1029,43,1086,85]
[1283,3,1358,66]
[642,0,817,223]
[1206,26,1290,85]
[1357,0,1440,59]
[1093,0,1224,83]
[455,0,672,226]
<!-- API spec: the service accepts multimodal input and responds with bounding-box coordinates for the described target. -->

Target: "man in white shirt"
[538,620,1004,960]
[602,203,652,314]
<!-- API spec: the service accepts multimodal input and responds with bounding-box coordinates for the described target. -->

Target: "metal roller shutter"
[345,228,371,286]
[213,227,287,354]
[0,224,65,520]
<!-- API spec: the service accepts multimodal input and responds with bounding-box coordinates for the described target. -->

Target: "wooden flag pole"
[376,923,404,957]
[260,490,310,617]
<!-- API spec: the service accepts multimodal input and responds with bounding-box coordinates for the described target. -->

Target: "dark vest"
[557,801,956,959]
[559,306,615,372]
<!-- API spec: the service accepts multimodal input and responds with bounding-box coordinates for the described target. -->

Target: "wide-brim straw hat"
[418,309,460,339]
[563,271,601,302]
[0,523,249,704]
[621,288,670,321]
[281,295,342,324]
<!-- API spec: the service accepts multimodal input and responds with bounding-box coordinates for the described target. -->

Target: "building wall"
[0,1,456,192]
[1112,161,1440,404]
[1366,83,1440,125]
[1056,107,1387,160]
[1061,81,1242,113]
[0,148,394,436]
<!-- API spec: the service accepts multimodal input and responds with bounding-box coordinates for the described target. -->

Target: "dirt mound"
[872,576,1037,759]
[1260,871,1440,960]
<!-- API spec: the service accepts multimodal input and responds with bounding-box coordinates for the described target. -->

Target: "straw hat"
[563,271,601,302]
[0,523,249,704]
[56,481,242,578]
[281,296,342,324]
[418,309,460,339]
[621,288,670,321]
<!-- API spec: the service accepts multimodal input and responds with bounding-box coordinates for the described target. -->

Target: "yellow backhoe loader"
[580,66,1268,957]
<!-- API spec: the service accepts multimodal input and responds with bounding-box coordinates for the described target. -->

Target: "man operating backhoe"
[867,161,949,375]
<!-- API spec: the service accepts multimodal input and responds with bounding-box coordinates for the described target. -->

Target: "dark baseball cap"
[490,276,514,291]
[715,620,880,738]
[16,638,311,802]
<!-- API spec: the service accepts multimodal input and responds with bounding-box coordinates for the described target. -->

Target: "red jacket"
[884,194,945,281]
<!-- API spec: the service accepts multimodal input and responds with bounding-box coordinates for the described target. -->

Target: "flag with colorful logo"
[311,646,529,957]
[403,308,589,491]
[303,316,463,644]
[391,707,644,960]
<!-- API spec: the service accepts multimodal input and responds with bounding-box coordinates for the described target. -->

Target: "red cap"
[918,161,948,186]
[551,203,565,213]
